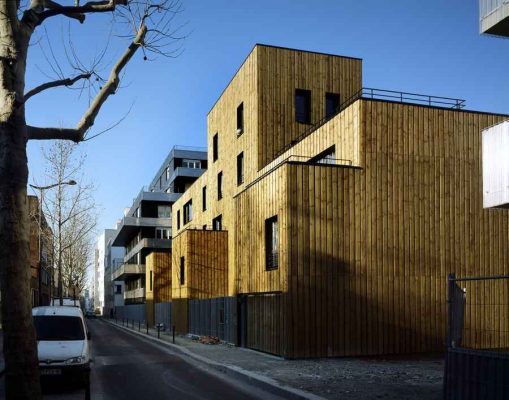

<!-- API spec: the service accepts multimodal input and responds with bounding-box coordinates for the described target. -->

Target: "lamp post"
[30,180,77,306]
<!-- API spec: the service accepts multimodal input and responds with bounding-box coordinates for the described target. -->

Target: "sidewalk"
[105,319,443,400]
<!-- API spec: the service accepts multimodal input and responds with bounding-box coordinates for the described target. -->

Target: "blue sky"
[26,0,509,234]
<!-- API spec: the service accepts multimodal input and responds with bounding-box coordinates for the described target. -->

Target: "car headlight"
[65,356,86,365]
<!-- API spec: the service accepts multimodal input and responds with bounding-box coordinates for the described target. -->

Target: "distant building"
[28,195,53,307]
[104,234,124,317]
[480,0,509,36]
[111,146,207,323]
[94,229,123,315]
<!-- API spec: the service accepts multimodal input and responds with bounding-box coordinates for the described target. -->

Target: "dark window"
[217,171,223,200]
[237,102,244,135]
[219,308,225,324]
[150,271,153,291]
[202,186,207,211]
[265,215,279,270]
[309,145,336,165]
[183,200,193,224]
[180,257,185,285]
[33,316,85,341]
[237,152,244,185]
[212,214,222,231]
[177,210,181,230]
[203,225,207,230]
[295,89,311,124]
[213,133,218,162]
[325,92,340,118]
[116,284,122,294]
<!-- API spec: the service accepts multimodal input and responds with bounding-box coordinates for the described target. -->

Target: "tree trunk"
[0,17,42,399]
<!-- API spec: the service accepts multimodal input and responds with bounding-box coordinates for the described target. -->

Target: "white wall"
[483,119,509,209]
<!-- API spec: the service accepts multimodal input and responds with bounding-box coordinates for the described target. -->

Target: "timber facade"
[164,44,509,358]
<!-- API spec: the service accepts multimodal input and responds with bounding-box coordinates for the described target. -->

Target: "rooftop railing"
[274,87,466,158]
[172,145,207,152]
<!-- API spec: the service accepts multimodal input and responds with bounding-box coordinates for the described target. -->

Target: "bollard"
[172,325,175,344]
[138,320,141,331]
[157,324,161,339]
[146,321,149,335]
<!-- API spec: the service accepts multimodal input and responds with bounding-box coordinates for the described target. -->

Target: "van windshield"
[34,316,85,341]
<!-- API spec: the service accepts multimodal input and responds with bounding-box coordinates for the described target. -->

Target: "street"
[1,320,285,400]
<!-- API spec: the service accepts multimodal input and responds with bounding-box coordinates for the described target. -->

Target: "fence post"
[447,273,456,348]
[157,324,160,339]
[172,325,175,344]
[146,321,149,335]
[138,320,141,332]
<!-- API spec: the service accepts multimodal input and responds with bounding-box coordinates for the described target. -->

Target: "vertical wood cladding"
[256,45,362,169]
[146,252,172,303]
[172,229,228,300]
[237,100,509,358]
[282,101,509,358]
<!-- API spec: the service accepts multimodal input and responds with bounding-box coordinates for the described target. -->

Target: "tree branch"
[22,0,128,27]
[23,72,92,103]
[27,23,147,142]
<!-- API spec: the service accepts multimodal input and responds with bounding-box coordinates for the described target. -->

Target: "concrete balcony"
[168,167,205,184]
[112,216,172,246]
[480,0,509,36]
[111,264,146,281]
[123,238,171,264]
[124,287,145,301]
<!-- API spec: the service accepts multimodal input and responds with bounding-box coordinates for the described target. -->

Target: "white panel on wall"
[483,119,509,208]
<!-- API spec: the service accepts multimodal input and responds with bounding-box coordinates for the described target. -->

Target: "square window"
[212,215,222,231]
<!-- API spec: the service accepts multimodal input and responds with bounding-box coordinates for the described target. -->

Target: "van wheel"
[84,371,91,400]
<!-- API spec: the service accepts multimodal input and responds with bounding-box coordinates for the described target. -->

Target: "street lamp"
[29,180,77,306]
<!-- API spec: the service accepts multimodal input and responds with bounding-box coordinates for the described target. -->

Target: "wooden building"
[170,44,509,357]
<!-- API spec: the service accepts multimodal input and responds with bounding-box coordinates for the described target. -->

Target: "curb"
[103,319,324,400]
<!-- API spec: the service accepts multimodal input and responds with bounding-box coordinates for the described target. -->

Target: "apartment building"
[96,230,124,316]
[168,44,509,358]
[111,146,206,322]
[28,195,53,307]
[480,0,509,36]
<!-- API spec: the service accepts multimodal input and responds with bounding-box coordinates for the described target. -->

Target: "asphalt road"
[1,319,285,400]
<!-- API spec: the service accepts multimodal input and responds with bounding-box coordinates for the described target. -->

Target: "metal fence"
[155,302,173,330]
[188,297,237,343]
[444,274,509,399]
[115,304,146,322]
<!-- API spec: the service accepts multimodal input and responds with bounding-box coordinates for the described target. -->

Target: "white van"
[32,306,91,395]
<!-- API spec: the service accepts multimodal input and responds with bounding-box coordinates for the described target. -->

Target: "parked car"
[32,306,91,397]
[85,310,96,319]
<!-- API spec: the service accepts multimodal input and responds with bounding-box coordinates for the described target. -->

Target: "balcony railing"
[124,287,145,300]
[111,263,146,281]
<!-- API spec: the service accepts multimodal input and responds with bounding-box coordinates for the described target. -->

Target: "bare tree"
[41,141,96,305]
[0,1,183,397]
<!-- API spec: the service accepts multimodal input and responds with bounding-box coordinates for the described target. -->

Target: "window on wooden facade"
[237,102,244,135]
[212,214,222,231]
[150,271,153,291]
[265,215,279,270]
[309,145,336,165]
[183,200,193,224]
[180,257,185,285]
[202,186,207,211]
[325,92,340,118]
[237,152,244,185]
[213,133,218,162]
[295,89,311,124]
[203,224,207,230]
[177,210,181,230]
[217,171,223,200]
